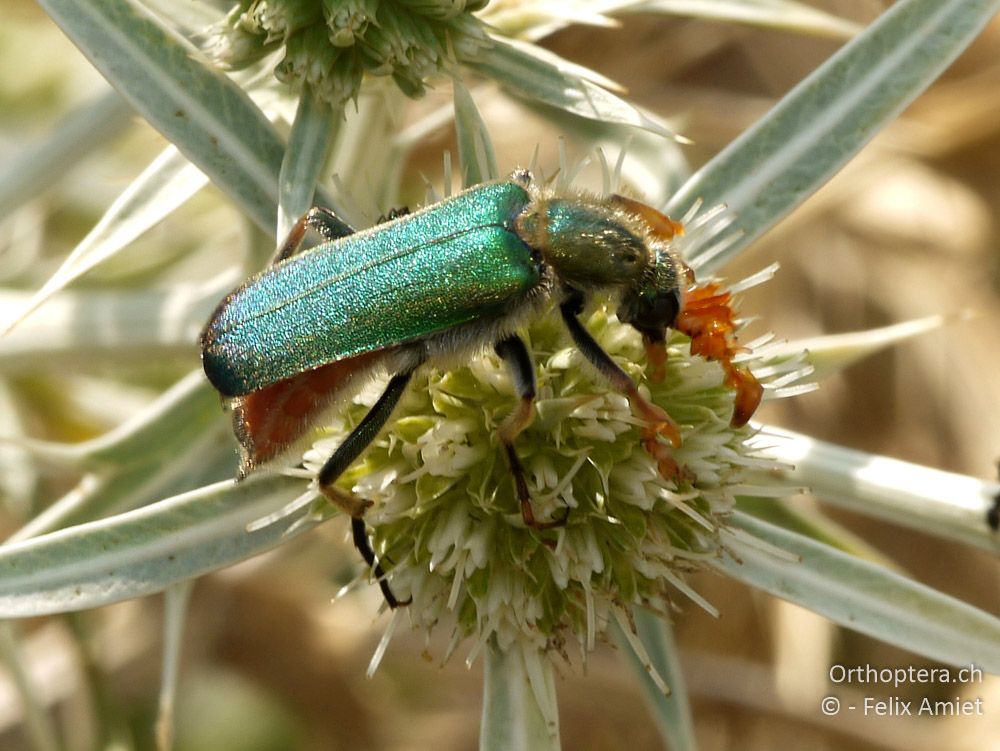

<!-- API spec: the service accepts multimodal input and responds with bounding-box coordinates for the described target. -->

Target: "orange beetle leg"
[643,338,669,384]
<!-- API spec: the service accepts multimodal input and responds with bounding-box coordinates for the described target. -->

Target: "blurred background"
[0,1,998,749]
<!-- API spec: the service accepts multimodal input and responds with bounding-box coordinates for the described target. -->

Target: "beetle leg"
[317,368,418,609]
[273,205,408,265]
[559,296,687,480]
[376,206,410,223]
[273,206,355,263]
[350,518,407,609]
[495,335,565,529]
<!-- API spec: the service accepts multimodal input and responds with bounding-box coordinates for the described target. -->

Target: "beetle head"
[618,248,687,339]
[616,253,683,383]
[610,197,691,383]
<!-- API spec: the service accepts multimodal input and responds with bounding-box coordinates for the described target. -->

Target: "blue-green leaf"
[0,90,133,222]
[718,512,1000,671]
[2,146,208,335]
[469,37,678,139]
[37,0,286,233]
[453,77,499,187]
[755,426,1000,554]
[0,475,312,617]
[668,0,1000,271]
[277,85,341,239]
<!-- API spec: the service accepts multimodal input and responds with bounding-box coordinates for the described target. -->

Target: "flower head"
[300,235,795,662]
[211,0,492,106]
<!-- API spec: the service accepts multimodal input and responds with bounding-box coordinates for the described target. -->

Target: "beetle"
[200,170,762,606]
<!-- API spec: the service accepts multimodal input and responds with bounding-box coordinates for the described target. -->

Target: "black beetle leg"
[376,206,410,223]
[559,294,685,479]
[495,335,567,529]
[273,206,355,264]
[351,518,405,609]
[317,368,418,609]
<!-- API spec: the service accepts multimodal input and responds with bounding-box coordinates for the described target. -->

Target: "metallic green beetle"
[201,170,761,606]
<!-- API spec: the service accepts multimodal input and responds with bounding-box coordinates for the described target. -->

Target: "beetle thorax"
[515,197,652,290]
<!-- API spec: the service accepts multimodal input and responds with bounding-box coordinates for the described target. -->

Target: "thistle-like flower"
[211,0,493,105]
[283,203,806,673]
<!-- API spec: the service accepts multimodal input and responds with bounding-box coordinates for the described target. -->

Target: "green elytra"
[202,178,541,398]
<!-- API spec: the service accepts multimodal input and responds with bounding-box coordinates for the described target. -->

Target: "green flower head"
[212,0,492,105]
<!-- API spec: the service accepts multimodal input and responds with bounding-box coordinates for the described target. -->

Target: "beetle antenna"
[540,163,560,189]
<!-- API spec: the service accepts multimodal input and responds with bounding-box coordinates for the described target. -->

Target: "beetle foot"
[320,484,373,518]
[640,425,694,483]
[628,395,694,482]
[521,500,570,531]
[630,392,682,449]
[504,440,570,530]
[350,518,410,609]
